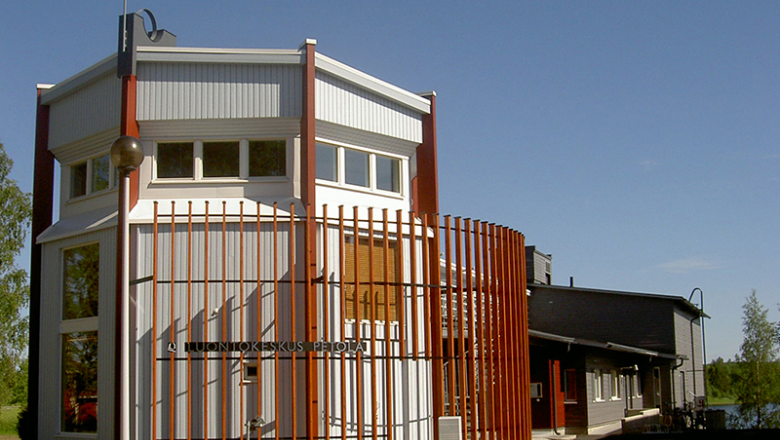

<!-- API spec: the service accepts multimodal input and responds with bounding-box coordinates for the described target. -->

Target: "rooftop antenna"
[122,0,128,52]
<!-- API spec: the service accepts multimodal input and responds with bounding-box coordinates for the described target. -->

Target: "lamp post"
[688,287,707,409]
[110,135,144,440]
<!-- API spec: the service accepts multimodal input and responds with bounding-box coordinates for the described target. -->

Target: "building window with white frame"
[593,369,603,401]
[611,370,621,400]
[70,154,115,199]
[61,243,100,433]
[155,139,287,181]
[315,141,402,195]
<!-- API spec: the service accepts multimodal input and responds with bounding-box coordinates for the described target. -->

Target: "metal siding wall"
[135,218,294,440]
[321,221,432,440]
[39,228,117,440]
[136,63,302,121]
[673,309,704,404]
[49,74,122,150]
[315,72,423,143]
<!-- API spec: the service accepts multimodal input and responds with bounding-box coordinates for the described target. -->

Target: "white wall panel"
[49,74,121,150]
[316,72,423,143]
[39,228,117,440]
[137,63,302,121]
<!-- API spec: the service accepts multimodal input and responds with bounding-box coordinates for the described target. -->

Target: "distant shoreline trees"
[710,290,780,429]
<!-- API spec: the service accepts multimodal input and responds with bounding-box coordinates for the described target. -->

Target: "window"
[344,236,399,321]
[611,370,621,399]
[70,162,87,198]
[376,155,400,192]
[156,139,286,180]
[593,369,603,401]
[62,331,98,433]
[63,244,100,320]
[91,155,110,192]
[157,142,194,178]
[530,383,543,399]
[61,243,100,433]
[316,141,403,194]
[249,140,285,177]
[203,141,239,178]
[70,154,117,199]
[316,143,337,182]
[564,369,577,402]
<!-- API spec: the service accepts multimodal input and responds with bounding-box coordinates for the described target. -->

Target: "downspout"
[550,362,560,435]
[671,358,684,408]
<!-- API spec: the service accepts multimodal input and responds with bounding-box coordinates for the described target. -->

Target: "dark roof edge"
[528,283,710,319]
[529,329,685,361]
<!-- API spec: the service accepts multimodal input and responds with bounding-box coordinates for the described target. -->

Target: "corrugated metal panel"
[316,72,423,143]
[136,62,302,121]
[48,73,122,150]
[38,228,117,440]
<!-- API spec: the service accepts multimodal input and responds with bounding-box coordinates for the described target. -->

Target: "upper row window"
[156,139,286,180]
[70,154,117,199]
[316,143,401,194]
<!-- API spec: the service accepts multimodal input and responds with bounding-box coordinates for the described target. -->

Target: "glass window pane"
[62,331,98,433]
[345,149,369,187]
[63,244,100,320]
[91,155,109,192]
[70,162,87,198]
[316,143,337,182]
[203,141,239,178]
[157,142,193,178]
[249,140,285,177]
[376,155,400,192]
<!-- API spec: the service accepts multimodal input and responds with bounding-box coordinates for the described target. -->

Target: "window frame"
[315,140,404,196]
[563,368,577,403]
[593,369,604,402]
[59,242,100,434]
[68,154,117,201]
[153,138,289,182]
[611,370,621,400]
[343,234,401,323]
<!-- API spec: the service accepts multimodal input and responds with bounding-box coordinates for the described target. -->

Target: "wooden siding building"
[30,12,532,440]
[525,249,707,436]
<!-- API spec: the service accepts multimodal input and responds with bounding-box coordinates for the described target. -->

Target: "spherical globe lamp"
[110,135,144,172]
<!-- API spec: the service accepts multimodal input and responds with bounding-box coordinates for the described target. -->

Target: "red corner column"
[29,85,55,440]
[413,92,439,215]
[300,38,319,440]
[120,75,141,208]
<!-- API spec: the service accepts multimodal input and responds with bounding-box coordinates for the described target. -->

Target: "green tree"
[730,290,780,428]
[706,357,735,400]
[0,140,31,409]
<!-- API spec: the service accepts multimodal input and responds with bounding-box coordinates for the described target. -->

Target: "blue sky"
[2,1,778,362]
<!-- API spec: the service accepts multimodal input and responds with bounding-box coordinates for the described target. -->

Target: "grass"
[0,406,20,439]
[709,396,737,405]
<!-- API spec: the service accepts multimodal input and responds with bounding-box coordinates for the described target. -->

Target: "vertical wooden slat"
[420,214,431,360]
[289,203,297,440]
[239,203,245,440]
[482,222,496,440]
[368,208,377,440]
[221,202,228,440]
[204,202,210,440]
[464,219,477,440]
[382,210,393,440]
[473,220,487,439]
[256,203,263,432]
[273,203,280,440]
[323,205,331,440]
[395,210,405,359]
[305,204,317,440]
[152,202,158,440]
[338,206,347,440]
[170,202,176,440]
[455,217,466,438]
[408,212,419,361]
[429,213,445,439]
[444,216,455,414]
[489,223,504,437]
[187,202,193,440]
[353,206,363,440]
